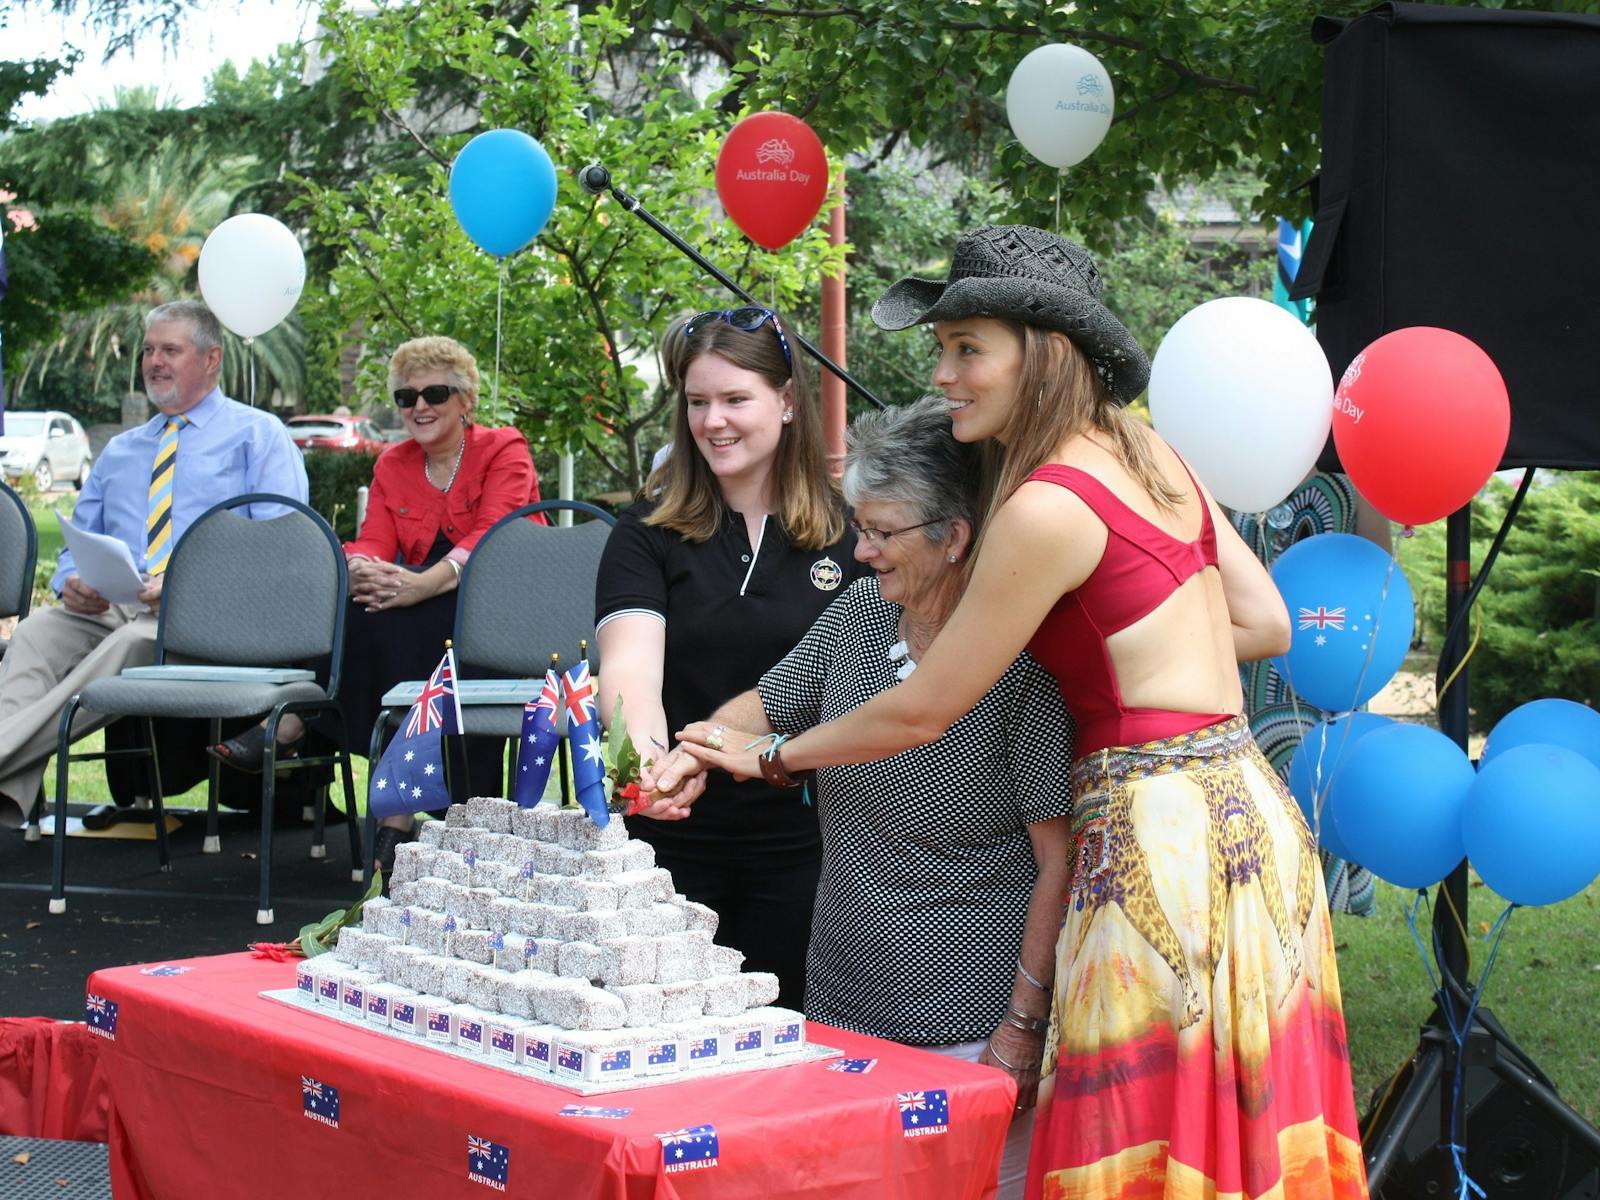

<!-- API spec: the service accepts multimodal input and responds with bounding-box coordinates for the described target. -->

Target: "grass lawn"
[1334,876,1600,1125]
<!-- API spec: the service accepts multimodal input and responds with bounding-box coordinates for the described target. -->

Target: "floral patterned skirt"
[1027,717,1369,1200]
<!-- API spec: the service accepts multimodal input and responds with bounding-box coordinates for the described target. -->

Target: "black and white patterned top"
[759,577,1075,1045]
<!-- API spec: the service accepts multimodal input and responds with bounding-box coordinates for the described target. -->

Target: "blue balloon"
[1287,712,1395,860]
[448,129,558,257]
[1481,698,1600,773]
[1329,723,1474,890]
[1269,533,1415,713]
[1464,744,1600,906]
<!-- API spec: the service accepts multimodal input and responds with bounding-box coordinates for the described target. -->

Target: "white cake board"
[262,988,841,1095]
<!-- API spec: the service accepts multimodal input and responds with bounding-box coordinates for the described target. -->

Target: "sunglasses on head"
[684,306,794,371]
[393,384,457,409]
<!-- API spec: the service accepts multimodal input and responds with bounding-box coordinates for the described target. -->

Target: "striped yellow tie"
[145,415,187,575]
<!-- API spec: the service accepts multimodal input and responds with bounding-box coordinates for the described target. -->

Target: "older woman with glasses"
[643,397,1074,1199]
[213,335,538,873]
[595,306,862,1009]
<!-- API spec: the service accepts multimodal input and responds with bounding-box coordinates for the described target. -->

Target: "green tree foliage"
[303,0,844,492]
[1398,473,1600,732]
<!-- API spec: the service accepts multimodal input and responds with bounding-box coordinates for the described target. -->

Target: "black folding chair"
[48,494,361,924]
[362,499,616,884]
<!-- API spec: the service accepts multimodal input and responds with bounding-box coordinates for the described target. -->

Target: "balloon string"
[494,261,506,423]
[1055,169,1064,233]
[246,337,256,407]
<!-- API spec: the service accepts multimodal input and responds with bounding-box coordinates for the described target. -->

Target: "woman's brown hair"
[974,323,1183,552]
[643,311,844,550]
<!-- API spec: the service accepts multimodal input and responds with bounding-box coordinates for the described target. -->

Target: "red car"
[286,415,389,455]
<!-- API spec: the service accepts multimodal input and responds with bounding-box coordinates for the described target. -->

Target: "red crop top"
[1023,462,1234,759]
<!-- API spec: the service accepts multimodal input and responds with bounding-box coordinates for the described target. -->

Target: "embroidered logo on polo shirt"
[810,557,843,591]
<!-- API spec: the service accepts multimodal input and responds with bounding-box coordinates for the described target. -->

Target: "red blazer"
[344,424,540,566]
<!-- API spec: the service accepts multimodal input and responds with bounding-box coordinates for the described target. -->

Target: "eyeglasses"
[685,306,794,372]
[849,517,943,546]
[393,384,458,409]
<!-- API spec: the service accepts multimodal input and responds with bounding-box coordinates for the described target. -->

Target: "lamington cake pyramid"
[297,796,807,1086]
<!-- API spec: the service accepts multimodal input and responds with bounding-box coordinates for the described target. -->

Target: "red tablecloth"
[87,954,1014,1199]
[0,1016,109,1142]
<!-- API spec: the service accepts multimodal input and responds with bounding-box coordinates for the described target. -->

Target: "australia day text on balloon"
[734,139,814,187]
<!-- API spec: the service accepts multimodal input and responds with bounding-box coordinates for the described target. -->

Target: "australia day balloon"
[448,129,558,258]
[1005,43,1115,169]
[1269,533,1414,713]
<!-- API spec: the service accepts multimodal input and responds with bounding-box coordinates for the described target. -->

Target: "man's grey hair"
[842,394,980,539]
[145,300,225,356]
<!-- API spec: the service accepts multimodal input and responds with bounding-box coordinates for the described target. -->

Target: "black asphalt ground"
[1,802,370,1019]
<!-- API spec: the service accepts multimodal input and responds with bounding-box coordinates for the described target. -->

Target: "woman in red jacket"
[212,335,538,871]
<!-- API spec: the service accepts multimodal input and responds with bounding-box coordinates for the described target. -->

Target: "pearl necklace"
[425,436,467,492]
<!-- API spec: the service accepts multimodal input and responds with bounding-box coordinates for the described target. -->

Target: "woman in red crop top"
[670,228,1369,1199]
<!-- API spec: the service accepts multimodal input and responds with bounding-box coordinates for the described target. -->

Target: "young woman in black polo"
[595,307,860,1008]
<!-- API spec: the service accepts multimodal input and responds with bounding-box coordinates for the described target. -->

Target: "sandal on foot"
[372,823,419,880]
[207,726,304,775]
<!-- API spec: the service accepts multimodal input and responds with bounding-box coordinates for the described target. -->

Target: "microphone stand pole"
[579,162,886,411]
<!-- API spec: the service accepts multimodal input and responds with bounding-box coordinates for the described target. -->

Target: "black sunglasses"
[393,384,458,409]
[684,306,794,371]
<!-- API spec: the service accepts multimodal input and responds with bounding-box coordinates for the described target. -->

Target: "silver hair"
[842,394,980,539]
[145,300,224,355]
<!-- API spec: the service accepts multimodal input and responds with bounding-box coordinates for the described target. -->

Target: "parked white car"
[0,410,94,492]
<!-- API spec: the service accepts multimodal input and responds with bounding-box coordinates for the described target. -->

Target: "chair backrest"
[0,480,38,623]
[156,494,348,683]
[454,500,617,679]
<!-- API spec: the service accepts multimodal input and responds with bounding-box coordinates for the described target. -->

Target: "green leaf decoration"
[296,870,385,958]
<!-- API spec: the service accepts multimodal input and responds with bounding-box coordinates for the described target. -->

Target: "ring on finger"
[706,724,726,751]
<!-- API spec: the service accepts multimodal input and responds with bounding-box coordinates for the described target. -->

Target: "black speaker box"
[1370,1026,1600,1200]
[1294,2,1600,471]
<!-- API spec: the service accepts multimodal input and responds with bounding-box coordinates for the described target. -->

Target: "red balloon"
[715,112,829,251]
[1332,327,1510,526]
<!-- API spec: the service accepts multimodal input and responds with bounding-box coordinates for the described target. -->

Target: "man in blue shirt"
[0,300,308,829]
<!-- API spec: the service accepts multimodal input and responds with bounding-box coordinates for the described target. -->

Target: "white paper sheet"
[55,511,148,605]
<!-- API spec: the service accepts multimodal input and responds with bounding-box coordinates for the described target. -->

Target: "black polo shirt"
[595,498,863,865]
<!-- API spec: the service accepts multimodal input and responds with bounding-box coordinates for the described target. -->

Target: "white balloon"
[1148,298,1334,513]
[197,214,306,338]
[1005,44,1115,169]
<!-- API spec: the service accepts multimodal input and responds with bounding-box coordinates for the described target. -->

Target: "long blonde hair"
[976,323,1182,549]
[644,312,843,550]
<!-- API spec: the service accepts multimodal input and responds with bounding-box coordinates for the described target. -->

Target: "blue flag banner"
[562,659,608,827]
[513,670,562,808]
[1272,216,1312,325]
[467,1134,510,1190]
[370,647,462,819]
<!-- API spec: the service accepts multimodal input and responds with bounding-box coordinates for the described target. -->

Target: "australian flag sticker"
[559,1105,632,1120]
[898,1089,950,1138]
[302,1076,340,1128]
[318,976,340,1003]
[827,1057,877,1075]
[467,1134,509,1191]
[600,1048,631,1073]
[139,964,191,977]
[688,1035,718,1061]
[85,993,118,1040]
[648,1042,677,1068]
[658,1124,719,1174]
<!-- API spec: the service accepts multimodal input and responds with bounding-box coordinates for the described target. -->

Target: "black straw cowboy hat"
[870,225,1150,405]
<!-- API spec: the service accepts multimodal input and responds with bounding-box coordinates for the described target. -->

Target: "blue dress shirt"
[52,388,309,594]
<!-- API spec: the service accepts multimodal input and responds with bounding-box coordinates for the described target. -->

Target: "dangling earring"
[460,414,469,428]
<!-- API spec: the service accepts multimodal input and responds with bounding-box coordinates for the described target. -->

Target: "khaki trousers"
[0,603,158,826]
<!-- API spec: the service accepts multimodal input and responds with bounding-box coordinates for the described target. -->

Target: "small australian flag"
[563,659,609,827]
[467,1134,510,1190]
[657,1123,719,1171]
[828,1056,878,1074]
[302,1075,340,1127]
[370,646,462,820]
[513,669,562,808]
[85,993,118,1039]
[897,1089,950,1136]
